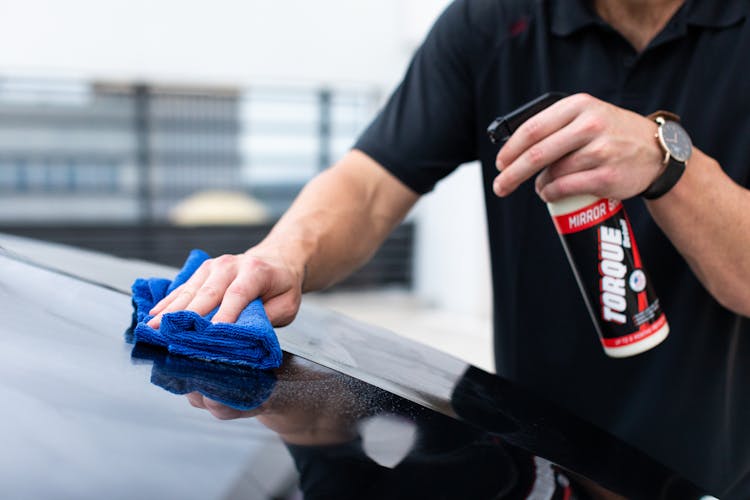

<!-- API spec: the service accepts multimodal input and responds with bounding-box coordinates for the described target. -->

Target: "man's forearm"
[253,149,419,293]
[148,150,417,327]
[647,148,750,316]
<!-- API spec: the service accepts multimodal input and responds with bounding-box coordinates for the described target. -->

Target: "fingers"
[146,257,233,328]
[210,271,267,324]
[147,255,255,328]
[148,285,182,317]
[186,393,250,420]
[147,264,212,328]
[186,392,207,409]
[145,252,303,328]
[534,140,608,196]
[493,127,589,196]
[148,261,211,316]
[202,397,246,420]
[494,93,605,197]
[153,287,199,319]
[180,256,238,318]
[187,393,258,420]
[496,97,580,168]
[537,166,615,202]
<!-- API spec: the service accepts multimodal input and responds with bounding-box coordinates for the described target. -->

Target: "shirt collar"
[550,0,602,37]
[684,0,747,28]
[551,0,747,37]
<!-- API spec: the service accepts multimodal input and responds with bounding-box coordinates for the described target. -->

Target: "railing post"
[134,84,154,225]
[317,89,332,171]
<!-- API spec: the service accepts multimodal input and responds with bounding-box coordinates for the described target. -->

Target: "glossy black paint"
[0,237,718,499]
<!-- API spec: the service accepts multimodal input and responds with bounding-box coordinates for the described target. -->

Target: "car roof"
[0,234,712,499]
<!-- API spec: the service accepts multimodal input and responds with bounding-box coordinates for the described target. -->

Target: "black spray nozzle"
[487,92,568,144]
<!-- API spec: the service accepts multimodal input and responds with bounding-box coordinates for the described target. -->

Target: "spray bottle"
[487,93,669,357]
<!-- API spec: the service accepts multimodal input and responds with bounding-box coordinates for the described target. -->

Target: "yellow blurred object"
[169,190,270,226]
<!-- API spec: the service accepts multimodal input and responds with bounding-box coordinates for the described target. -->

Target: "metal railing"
[0,77,381,223]
[0,76,414,289]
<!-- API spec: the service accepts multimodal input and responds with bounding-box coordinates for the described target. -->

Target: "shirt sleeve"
[354,0,491,194]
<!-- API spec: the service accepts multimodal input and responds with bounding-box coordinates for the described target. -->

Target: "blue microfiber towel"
[130,343,277,411]
[130,249,283,370]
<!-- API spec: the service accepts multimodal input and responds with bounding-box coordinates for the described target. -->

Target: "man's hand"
[492,93,664,202]
[491,93,750,315]
[147,247,303,328]
[184,357,364,445]
[186,391,265,420]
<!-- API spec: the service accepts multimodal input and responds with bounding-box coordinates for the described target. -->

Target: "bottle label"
[552,198,667,353]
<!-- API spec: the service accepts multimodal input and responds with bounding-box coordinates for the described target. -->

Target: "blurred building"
[0,0,491,323]
[0,78,377,223]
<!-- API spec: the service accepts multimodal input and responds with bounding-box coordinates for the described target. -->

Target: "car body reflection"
[133,336,709,499]
[0,234,726,499]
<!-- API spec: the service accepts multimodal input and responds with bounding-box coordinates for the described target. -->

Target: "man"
[149,0,750,495]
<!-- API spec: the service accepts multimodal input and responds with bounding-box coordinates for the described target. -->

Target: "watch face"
[658,120,693,162]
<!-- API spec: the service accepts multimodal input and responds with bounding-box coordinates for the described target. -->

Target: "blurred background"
[0,0,493,371]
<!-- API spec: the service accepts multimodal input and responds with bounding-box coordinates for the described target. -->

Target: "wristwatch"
[640,111,692,200]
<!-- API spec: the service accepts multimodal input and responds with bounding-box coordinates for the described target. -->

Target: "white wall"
[413,164,492,318]
[0,0,491,319]
[0,0,446,88]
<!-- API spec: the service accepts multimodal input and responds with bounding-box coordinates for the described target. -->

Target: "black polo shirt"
[354,0,750,497]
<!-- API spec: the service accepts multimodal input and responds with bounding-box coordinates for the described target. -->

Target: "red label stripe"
[619,210,649,312]
[601,314,668,348]
[553,199,622,235]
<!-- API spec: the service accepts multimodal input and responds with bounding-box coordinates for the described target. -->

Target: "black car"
[0,233,718,499]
